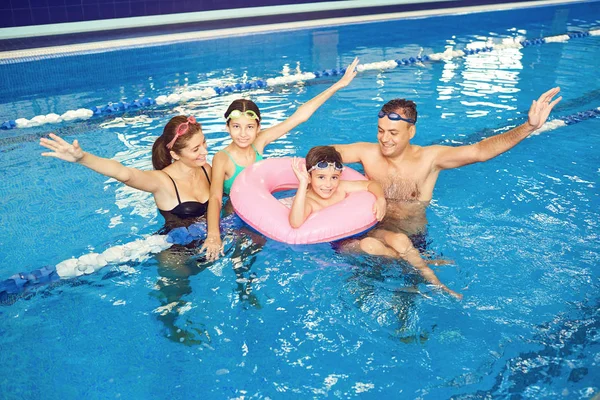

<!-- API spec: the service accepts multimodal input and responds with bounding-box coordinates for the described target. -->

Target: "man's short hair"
[381,99,418,123]
[305,146,343,171]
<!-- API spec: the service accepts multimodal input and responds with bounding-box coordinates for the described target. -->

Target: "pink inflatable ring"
[230,157,377,244]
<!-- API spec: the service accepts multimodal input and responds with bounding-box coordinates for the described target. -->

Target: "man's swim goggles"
[307,160,344,173]
[378,110,416,124]
[226,109,260,121]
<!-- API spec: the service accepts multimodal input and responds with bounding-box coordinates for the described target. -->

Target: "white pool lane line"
[0,0,589,62]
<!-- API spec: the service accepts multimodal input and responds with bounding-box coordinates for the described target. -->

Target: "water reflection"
[150,226,264,346]
[152,242,211,345]
[344,257,423,338]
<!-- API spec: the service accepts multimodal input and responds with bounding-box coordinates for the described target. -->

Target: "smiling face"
[226,115,259,148]
[172,131,208,167]
[377,115,416,158]
[309,167,342,199]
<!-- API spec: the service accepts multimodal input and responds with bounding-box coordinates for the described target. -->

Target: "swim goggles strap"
[377,110,416,124]
[166,116,197,149]
[307,160,344,173]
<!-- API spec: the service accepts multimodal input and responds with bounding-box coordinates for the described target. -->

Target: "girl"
[202,58,360,260]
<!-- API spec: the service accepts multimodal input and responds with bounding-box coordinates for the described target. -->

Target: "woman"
[41,115,215,344]
[203,58,361,260]
[40,115,211,232]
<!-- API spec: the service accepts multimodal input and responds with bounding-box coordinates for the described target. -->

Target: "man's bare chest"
[364,162,424,201]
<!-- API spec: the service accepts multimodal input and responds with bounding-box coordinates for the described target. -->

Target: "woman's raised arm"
[40,133,163,194]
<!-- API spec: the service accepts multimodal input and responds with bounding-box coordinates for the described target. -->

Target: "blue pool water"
[1,2,599,398]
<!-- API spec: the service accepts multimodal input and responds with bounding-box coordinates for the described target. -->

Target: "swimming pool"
[1,1,599,398]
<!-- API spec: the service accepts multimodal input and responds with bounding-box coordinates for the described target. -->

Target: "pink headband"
[166,115,197,150]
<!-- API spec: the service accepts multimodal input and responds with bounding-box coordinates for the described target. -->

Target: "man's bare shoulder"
[354,142,382,157]
[335,142,381,164]
[418,144,449,153]
[411,144,447,160]
[338,141,379,150]
[408,144,451,176]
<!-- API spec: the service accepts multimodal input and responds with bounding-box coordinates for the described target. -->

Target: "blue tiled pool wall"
[0,0,550,29]
[0,0,342,28]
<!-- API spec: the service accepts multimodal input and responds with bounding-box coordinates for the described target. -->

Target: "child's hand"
[200,234,224,261]
[336,57,359,88]
[373,197,387,221]
[291,157,309,184]
[40,133,84,162]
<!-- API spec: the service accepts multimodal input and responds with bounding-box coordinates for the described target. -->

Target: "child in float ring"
[290,146,462,299]
[202,58,361,260]
[288,146,387,227]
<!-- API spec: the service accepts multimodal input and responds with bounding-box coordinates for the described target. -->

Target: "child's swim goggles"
[378,110,416,124]
[226,110,260,121]
[307,161,344,173]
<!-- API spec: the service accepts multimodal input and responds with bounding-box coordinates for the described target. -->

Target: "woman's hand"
[335,57,359,89]
[291,157,309,185]
[200,234,224,261]
[40,133,84,162]
[373,197,387,221]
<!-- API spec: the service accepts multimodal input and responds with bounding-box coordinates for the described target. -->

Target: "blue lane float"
[0,214,243,301]
[524,106,600,137]
[2,27,599,131]
[0,266,60,303]
[560,107,600,125]
[166,214,244,246]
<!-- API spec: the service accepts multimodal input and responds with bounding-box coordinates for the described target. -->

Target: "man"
[333,87,562,273]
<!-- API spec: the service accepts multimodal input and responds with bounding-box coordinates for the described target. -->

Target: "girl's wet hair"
[224,99,261,125]
[152,115,203,170]
[381,99,418,123]
[305,146,343,172]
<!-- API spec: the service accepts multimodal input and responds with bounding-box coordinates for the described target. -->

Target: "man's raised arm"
[433,87,562,170]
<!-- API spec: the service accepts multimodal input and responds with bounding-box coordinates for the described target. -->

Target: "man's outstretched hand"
[527,87,562,130]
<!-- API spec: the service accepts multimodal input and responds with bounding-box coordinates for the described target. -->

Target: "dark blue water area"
[1,1,600,399]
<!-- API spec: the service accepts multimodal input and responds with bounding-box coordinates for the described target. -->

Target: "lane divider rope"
[0,215,242,302]
[1,28,598,131]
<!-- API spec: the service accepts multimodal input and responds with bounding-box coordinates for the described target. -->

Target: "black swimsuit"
[159,166,210,229]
